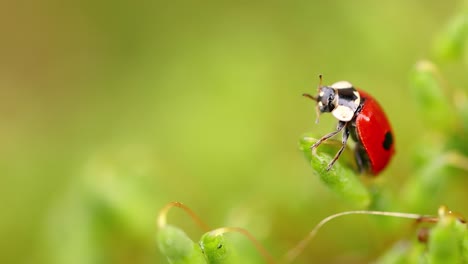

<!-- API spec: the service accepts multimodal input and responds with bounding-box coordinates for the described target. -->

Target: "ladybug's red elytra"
[303,76,395,175]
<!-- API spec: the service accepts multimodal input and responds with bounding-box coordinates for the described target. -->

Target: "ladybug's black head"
[303,76,354,123]
[304,77,360,123]
[316,87,336,113]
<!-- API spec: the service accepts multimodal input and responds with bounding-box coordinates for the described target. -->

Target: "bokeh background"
[1,0,467,263]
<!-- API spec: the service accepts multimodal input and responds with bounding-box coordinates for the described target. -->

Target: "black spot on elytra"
[217,244,223,249]
[382,131,393,150]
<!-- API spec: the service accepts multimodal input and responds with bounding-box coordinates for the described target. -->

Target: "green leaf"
[374,241,426,264]
[199,231,238,264]
[157,225,206,264]
[463,230,468,262]
[448,91,468,155]
[409,61,454,133]
[432,12,468,61]
[427,213,466,264]
[402,153,451,213]
[299,134,371,208]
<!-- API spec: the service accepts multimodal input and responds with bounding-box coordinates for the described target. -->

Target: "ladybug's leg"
[311,121,346,154]
[348,122,369,174]
[354,144,370,174]
[354,145,365,174]
[326,123,350,171]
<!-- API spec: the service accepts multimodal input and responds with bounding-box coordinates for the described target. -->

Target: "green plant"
[155,7,468,263]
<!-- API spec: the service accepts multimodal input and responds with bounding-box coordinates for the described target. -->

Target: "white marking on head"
[353,91,360,105]
[330,81,353,89]
[318,101,323,107]
[332,105,355,121]
[319,91,324,97]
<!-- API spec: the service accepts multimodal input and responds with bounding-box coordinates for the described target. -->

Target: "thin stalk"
[157,201,210,231]
[210,227,277,264]
[283,210,435,263]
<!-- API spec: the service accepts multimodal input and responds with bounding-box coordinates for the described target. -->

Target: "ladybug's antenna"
[315,74,323,123]
[302,93,316,100]
[303,74,323,124]
[318,74,323,92]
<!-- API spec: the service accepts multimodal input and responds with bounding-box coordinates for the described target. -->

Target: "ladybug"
[303,76,395,175]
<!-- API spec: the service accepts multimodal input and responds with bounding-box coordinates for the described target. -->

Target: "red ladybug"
[303,76,395,175]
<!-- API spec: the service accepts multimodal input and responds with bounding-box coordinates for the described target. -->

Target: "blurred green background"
[1,0,467,263]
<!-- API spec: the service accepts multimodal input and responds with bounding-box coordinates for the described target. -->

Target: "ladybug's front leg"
[311,121,346,155]
[326,124,350,171]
